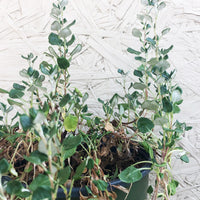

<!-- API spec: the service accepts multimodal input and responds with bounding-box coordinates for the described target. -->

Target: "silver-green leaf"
[51,21,61,31]
[132,28,142,38]
[59,27,72,38]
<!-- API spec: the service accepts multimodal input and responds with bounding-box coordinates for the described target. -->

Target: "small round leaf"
[119,165,142,183]
[64,115,78,132]
[57,57,70,69]
[137,117,154,133]
[6,180,23,195]
[0,158,9,174]
[51,21,61,31]
[51,7,61,16]
[60,0,68,7]
[59,27,72,38]
[132,28,142,38]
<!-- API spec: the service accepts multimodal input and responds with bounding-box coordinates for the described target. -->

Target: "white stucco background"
[0,0,200,199]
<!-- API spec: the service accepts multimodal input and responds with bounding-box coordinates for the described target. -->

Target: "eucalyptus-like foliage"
[100,0,191,199]
[0,0,92,199]
[0,1,192,200]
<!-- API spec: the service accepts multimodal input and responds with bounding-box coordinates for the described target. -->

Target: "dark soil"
[0,129,149,187]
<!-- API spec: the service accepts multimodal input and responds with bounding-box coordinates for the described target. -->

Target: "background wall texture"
[0,0,200,199]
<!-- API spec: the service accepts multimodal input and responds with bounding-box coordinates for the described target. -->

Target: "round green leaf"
[19,69,29,78]
[154,117,168,126]
[162,97,173,113]
[87,158,94,170]
[158,2,166,10]
[32,186,52,200]
[58,166,71,184]
[63,148,76,160]
[153,60,170,74]
[132,28,142,38]
[9,89,24,99]
[51,7,61,16]
[167,180,179,196]
[48,33,63,46]
[40,61,51,75]
[6,180,23,195]
[173,105,180,114]
[142,100,159,111]
[147,185,153,194]
[13,83,26,91]
[59,94,71,107]
[119,165,142,183]
[146,37,156,46]
[57,57,70,69]
[137,117,154,133]
[29,174,51,192]
[59,27,72,38]
[18,189,31,198]
[134,70,143,77]
[64,115,78,132]
[172,90,182,103]
[180,154,189,163]
[0,158,9,174]
[24,150,48,165]
[51,21,61,31]
[20,114,32,131]
[133,82,147,90]
[63,135,82,150]
[73,161,86,180]
[60,0,68,7]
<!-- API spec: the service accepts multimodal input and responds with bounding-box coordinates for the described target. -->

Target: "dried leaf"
[112,185,129,194]
[91,182,99,195]
[37,165,44,173]
[79,192,88,200]
[83,167,87,174]
[99,146,109,157]
[105,122,114,132]
[108,191,117,200]
[91,169,99,180]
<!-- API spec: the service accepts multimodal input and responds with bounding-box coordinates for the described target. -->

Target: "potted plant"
[0,0,150,199]
[97,0,192,199]
[0,0,191,200]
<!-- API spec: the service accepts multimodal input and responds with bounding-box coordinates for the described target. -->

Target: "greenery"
[98,0,192,199]
[0,0,191,200]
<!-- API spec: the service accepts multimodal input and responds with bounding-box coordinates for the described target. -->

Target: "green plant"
[0,0,92,199]
[0,0,141,199]
[98,0,192,199]
[0,0,191,200]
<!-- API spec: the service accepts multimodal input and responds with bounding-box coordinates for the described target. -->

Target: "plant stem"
[67,179,75,200]
[124,183,133,200]
[64,69,67,95]
[10,140,23,164]
[133,160,153,167]
[151,175,160,200]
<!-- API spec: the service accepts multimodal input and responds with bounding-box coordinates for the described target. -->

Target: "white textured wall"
[0,0,200,199]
